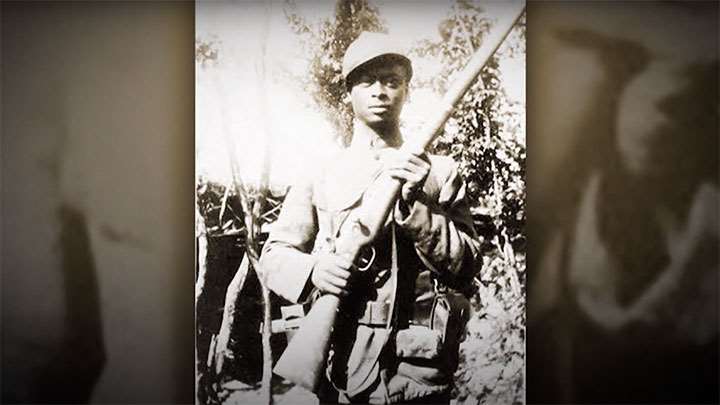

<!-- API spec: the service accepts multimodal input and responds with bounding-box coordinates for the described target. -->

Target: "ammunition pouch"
[429,290,471,347]
[388,288,471,402]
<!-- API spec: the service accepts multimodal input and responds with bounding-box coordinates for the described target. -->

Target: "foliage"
[415,1,526,248]
[456,247,525,405]
[285,0,386,144]
[196,178,246,238]
[196,37,221,68]
[409,2,526,404]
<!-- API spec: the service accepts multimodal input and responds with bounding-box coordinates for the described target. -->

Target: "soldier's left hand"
[384,150,431,203]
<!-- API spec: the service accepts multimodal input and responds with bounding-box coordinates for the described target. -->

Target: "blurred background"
[2,2,195,403]
[1,1,717,404]
[526,1,718,403]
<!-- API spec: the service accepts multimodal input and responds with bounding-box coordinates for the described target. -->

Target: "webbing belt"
[357,301,392,326]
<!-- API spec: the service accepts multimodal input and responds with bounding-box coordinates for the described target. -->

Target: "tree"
[409,2,526,403]
[285,0,386,145]
[414,1,526,248]
[195,20,278,402]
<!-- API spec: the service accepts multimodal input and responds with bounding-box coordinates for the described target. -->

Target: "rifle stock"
[273,3,526,392]
[271,294,340,392]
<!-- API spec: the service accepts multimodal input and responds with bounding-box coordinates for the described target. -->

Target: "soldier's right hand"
[311,252,352,296]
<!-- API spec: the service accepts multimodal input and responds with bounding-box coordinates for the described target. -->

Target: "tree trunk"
[195,206,209,404]
[210,254,250,375]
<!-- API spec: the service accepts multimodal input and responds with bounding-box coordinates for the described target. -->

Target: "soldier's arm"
[260,178,319,304]
[394,158,481,288]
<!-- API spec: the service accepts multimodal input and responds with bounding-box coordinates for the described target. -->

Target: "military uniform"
[260,32,481,404]
[261,146,480,403]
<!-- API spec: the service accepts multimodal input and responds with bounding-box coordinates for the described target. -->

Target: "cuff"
[394,197,433,243]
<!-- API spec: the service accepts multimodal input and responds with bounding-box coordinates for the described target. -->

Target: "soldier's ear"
[402,85,410,103]
[342,93,352,105]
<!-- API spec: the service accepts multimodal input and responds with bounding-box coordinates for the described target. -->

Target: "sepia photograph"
[195,1,526,404]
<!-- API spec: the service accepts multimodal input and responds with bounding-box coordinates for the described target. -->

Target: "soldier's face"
[348,62,409,128]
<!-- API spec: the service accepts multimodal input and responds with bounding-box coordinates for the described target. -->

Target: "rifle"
[273,3,526,392]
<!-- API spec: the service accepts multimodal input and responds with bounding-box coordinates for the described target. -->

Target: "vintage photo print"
[195,1,526,404]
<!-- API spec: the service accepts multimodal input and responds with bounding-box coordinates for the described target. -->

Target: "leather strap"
[387,220,398,330]
[340,218,399,401]
[350,219,400,328]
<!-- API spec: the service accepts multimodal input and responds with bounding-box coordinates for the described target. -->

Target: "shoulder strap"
[386,220,399,330]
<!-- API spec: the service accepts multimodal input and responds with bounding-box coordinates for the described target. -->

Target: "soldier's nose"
[373,87,390,99]
[369,80,386,94]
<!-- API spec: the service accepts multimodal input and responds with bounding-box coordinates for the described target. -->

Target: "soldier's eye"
[357,75,375,86]
[383,76,403,88]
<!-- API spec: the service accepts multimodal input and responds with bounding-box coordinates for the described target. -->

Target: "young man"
[260,32,481,404]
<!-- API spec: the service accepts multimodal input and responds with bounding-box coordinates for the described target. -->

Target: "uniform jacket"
[260,146,481,401]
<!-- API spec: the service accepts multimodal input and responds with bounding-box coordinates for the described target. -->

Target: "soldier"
[260,32,482,404]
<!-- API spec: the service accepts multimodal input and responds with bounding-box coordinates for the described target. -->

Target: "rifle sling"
[329,217,400,399]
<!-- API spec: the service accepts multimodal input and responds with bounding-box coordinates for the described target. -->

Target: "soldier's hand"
[311,251,353,296]
[384,150,431,203]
